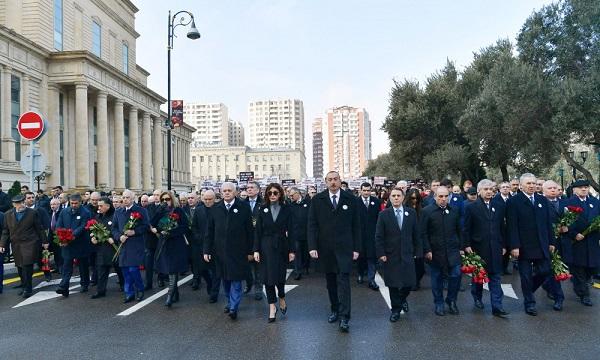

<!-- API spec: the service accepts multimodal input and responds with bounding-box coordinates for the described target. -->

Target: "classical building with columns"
[0,0,194,192]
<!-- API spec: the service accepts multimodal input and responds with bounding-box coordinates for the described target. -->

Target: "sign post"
[17,112,47,190]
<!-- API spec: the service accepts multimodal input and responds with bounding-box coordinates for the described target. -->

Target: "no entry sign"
[17,111,45,140]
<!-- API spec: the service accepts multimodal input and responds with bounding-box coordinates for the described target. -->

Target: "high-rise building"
[228,119,245,146]
[312,118,323,179]
[185,102,229,147]
[248,99,304,152]
[322,106,371,179]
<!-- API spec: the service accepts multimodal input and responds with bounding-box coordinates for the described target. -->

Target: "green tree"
[8,180,21,198]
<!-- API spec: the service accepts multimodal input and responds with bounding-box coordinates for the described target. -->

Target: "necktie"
[250,200,255,211]
[486,202,490,210]
[190,207,195,217]
[51,211,57,230]
[332,195,337,209]
[364,198,369,208]
[530,195,535,205]
[395,209,403,230]
[226,203,231,211]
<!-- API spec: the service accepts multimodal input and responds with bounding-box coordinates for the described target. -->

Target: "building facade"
[322,106,371,179]
[228,119,244,146]
[190,146,306,185]
[0,0,193,192]
[248,99,304,152]
[312,117,323,179]
[185,102,229,147]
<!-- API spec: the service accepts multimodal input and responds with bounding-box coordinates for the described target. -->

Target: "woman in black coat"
[253,183,295,322]
[151,191,189,307]
[90,197,124,298]
[404,188,425,290]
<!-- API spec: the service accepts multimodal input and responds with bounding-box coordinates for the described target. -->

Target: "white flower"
[264,208,269,213]
[108,221,112,225]
[404,211,409,216]
[590,204,594,208]
[444,209,449,214]
[233,208,238,213]
[76,216,81,220]
[453,197,457,201]
[491,207,495,212]
[303,204,307,208]
[370,201,375,206]
[538,203,542,208]
[342,204,348,210]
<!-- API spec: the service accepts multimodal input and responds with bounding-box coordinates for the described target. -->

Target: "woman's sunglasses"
[267,191,279,196]
[161,197,171,202]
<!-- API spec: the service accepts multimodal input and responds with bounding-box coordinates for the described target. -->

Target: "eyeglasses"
[410,197,418,200]
[267,191,279,196]
[161,197,171,202]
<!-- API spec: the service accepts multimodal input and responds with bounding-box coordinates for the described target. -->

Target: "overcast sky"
[134,0,554,176]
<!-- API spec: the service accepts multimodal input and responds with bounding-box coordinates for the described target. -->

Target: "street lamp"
[166,10,201,190]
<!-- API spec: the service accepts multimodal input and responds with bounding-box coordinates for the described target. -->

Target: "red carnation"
[566,205,584,214]
[85,219,98,231]
[169,212,180,221]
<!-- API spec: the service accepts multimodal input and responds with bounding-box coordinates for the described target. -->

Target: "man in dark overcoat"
[357,182,381,290]
[289,187,310,280]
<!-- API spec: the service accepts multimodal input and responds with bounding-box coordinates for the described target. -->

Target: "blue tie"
[332,195,337,209]
[395,209,403,230]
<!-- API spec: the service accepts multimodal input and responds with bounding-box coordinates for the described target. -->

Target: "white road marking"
[483,283,519,299]
[34,276,82,289]
[117,274,193,316]
[262,269,299,298]
[374,272,392,310]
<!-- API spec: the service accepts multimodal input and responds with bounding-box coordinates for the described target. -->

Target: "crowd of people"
[0,171,598,333]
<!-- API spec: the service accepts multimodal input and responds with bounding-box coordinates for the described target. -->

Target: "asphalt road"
[1,268,599,360]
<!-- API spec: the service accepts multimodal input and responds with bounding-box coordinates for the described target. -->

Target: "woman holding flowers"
[152,191,189,307]
[89,197,124,299]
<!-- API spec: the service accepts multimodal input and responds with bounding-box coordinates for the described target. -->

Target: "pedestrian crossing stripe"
[2,272,44,285]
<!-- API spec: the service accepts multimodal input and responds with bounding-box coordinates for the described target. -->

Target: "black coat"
[421,204,462,268]
[0,190,10,213]
[559,196,600,268]
[375,207,420,288]
[307,190,361,274]
[93,209,117,266]
[506,192,554,260]
[189,204,208,264]
[289,200,309,243]
[358,195,381,259]
[153,207,189,274]
[145,204,160,249]
[462,198,507,274]
[205,198,254,281]
[254,204,294,285]
[56,206,93,259]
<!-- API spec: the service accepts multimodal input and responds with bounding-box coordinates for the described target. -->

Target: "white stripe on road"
[117,274,193,316]
[374,272,391,309]
[483,282,519,299]
[21,123,41,129]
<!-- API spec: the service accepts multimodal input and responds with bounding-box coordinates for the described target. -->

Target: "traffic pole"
[30,139,36,191]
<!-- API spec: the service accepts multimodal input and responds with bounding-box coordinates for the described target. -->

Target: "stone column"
[74,82,90,189]
[96,91,109,190]
[46,84,61,187]
[1,66,15,160]
[152,116,163,190]
[128,106,141,191]
[141,112,152,191]
[113,99,125,190]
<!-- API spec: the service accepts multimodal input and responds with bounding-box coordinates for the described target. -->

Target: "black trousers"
[415,257,425,286]
[389,286,411,312]
[571,265,595,298]
[89,251,98,284]
[17,264,34,294]
[294,241,309,272]
[209,261,221,300]
[265,283,285,304]
[246,261,262,294]
[96,263,125,293]
[357,257,368,276]
[326,272,351,319]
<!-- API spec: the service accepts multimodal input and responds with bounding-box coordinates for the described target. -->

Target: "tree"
[8,181,21,198]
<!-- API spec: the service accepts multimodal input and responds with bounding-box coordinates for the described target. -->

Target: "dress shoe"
[328,312,339,323]
[581,297,593,306]
[254,293,263,301]
[224,306,230,313]
[368,281,379,291]
[553,300,563,311]
[492,308,509,318]
[435,304,445,316]
[447,301,459,315]
[339,319,349,332]
[55,288,69,297]
[357,275,364,284]
[401,301,409,313]
[22,292,32,298]
[389,312,400,322]
[228,311,238,320]
[79,287,88,293]
[474,299,484,309]
[157,279,165,288]
[243,285,252,294]
[135,291,144,301]
[525,306,538,316]
[123,295,135,303]
[90,292,106,299]
[294,272,302,281]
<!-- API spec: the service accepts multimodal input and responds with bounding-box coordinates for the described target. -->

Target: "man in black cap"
[0,195,49,298]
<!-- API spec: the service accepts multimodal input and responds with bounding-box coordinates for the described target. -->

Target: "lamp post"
[166,10,200,190]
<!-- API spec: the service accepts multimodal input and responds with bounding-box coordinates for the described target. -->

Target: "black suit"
[308,190,361,319]
[244,196,263,296]
[357,195,381,283]
[189,204,212,292]
[290,199,310,273]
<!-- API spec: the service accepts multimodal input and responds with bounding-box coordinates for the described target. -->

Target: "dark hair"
[262,183,285,207]
[440,179,453,187]
[69,193,82,202]
[404,188,423,215]
[341,181,348,187]
[98,196,113,206]
[360,182,371,189]
[53,186,63,191]
[24,191,35,197]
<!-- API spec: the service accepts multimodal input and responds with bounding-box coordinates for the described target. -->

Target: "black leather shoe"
[55,288,69,297]
[525,306,537,316]
[492,308,509,318]
[357,275,364,284]
[157,279,165,288]
[368,281,379,291]
[581,297,593,306]
[79,287,88,293]
[224,305,230,313]
[401,301,409,313]
[339,319,349,332]
[135,291,144,301]
[389,312,400,322]
[553,300,563,311]
[435,305,445,316]
[474,299,484,309]
[124,295,135,303]
[447,301,459,315]
[229,311,238,320]
[328,312,339,323]
[90,292,106,299]
[22,292,32,298]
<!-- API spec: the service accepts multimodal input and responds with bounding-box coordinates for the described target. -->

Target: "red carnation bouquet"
[155,212,181,260]
[461,252,489,284]
[551,250,572,281]
[112,211,143,262]
[582,216,600,237]
[555,205,584,237]
[41,249,52,272]
[53,228,75,246]
[85,219,117,251]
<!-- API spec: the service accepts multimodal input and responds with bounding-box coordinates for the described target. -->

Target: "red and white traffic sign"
[17,111,45,141]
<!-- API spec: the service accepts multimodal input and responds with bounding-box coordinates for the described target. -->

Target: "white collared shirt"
[225,199,235,208]
[329,190,341,204]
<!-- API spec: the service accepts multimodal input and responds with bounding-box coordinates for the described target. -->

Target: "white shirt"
[125,205,133,212]
[329,190,341,205]
[225,199,235,208]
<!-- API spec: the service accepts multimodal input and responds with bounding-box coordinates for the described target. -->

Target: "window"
[92,21,101,56]
[122,43,129,74]
[192,156,197,163]
[54,0,63,50]
[11,75,20,161]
